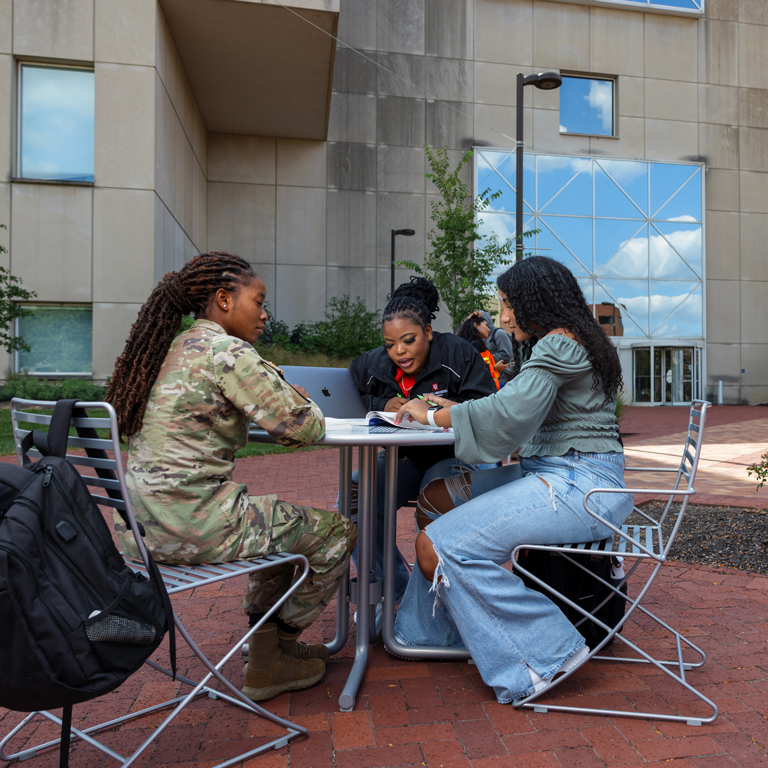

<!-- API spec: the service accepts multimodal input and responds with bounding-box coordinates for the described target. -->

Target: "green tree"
[397,147,529,328]
[0,224,36,354]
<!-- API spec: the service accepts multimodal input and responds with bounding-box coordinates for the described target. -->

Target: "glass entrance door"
[633,346,700,404]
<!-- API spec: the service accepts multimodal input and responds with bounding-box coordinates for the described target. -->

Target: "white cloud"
[536,155,587,176]
[599,226,701,279]
[654,290,702,336]
[599,160,646,188]
[585,80,613,133]
[665,215,698,223]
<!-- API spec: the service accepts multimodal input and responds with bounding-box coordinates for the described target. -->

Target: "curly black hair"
[382,276,440,330]
[456,317,487,354]
[496,256,623,401]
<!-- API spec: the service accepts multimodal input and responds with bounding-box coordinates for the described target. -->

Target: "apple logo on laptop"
[322,388,331,397]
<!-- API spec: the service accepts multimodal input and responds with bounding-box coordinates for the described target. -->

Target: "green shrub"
[747,452,768,491]
[260,296,381,362]
[177,314,195,334]
[321,296,382,359]
[0,372,107,402]
[260,304,291,346]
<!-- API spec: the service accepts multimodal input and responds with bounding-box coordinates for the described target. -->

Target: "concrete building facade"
[1,0,767,404]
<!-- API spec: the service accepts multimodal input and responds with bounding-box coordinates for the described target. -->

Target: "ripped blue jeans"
[393,451,632,704]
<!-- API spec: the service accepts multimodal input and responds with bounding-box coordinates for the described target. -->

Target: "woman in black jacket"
[348,277,497,618]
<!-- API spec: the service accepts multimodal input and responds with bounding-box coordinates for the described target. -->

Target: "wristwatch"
[426,405,444,428]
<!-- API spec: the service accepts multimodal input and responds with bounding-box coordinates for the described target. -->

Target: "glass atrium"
[476,150,704,405]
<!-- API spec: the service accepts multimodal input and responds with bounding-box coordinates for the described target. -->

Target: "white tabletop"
[249,418,456,447]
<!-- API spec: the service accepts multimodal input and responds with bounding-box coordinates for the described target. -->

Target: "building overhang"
[159,0,338,139]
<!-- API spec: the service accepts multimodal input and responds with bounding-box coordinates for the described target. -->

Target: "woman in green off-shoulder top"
[391,256,633,706]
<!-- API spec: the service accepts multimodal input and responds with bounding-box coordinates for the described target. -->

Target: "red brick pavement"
[1,407,767,766]
[619,405,768,442]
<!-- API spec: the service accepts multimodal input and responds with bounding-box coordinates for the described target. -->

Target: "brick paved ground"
[1,406,767,767]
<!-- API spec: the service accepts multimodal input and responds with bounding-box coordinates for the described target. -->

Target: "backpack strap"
[71,407,176,679]
[19,399,77,464]
[69,406,137,532]
[59,704,72,768]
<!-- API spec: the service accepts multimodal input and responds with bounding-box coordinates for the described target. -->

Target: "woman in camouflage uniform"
[106,251,356,702]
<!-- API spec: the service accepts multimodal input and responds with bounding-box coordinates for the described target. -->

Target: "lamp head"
[523,71,562,90]
[395,229,416,236]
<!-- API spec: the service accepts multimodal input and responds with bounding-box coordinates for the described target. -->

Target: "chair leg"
[0,596,311,766]
[517,627,718,726]
[512,554,718,726]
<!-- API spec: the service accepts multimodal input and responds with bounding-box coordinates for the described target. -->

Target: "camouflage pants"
[119,494,356,629]
[237,497,357,629]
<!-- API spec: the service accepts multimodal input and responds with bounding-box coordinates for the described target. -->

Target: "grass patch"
[234,443,326,458]
[256,345,351,369]
[0,408,113,456]
[0,408,324,459]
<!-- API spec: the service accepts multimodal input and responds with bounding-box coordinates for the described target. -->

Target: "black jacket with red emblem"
[350,332,497,471]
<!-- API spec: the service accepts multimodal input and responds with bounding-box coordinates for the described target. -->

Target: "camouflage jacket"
[122,319,325,560]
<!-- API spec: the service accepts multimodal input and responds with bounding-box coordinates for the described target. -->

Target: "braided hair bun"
[382,276,440,330]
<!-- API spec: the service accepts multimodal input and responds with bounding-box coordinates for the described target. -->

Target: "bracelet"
[426,406,443,428]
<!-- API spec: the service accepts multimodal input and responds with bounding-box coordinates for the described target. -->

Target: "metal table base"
[380,446,471,663]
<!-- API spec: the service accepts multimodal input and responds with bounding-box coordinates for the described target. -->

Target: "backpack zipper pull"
[42,466,53,488]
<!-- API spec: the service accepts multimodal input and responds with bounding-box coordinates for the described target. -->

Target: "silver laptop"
[280,366,368,419]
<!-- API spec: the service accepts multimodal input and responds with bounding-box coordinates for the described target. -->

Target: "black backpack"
[516,542,628,648]
[0,401,175,757]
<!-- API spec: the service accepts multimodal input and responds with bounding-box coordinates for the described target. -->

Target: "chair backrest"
[655,399,709,556]
[10,398,151,567]
[674,399,708,491]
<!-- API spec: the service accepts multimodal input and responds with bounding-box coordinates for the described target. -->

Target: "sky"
[20,65,94,182]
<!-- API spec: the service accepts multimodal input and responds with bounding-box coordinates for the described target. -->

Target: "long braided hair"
[497,256,623,401]
[382,276,440,330]
[107,251,256,437]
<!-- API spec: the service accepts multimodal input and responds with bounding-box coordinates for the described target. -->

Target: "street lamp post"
[390,228,415,296]
[516,71,563,261]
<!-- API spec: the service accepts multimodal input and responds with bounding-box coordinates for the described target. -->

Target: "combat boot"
[241,623,325,702]
[278,626,331,662]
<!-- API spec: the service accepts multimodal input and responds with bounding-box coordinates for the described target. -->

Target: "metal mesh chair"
[1,399,311,767]
[513,399,718,726]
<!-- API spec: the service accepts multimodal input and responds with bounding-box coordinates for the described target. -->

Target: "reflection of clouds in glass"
[601,227,701,279]
[477,150,705,339]
[600,235,648,278]
[651,227,701,277]
[586,80,613,132]
[537,156,587,175]
[599,159,645,187]
[560,124,567,132]
[653,290,702,337]
[598,282,648,334]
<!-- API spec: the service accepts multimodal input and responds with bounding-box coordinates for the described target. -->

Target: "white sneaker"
[528,644,590,694]
[353,604,383,634]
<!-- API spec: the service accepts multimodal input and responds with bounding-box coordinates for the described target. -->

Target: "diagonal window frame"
[477,150,704,341]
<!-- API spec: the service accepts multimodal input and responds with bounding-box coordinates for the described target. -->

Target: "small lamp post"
[390,229,415,295]
[516,71,562,261]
